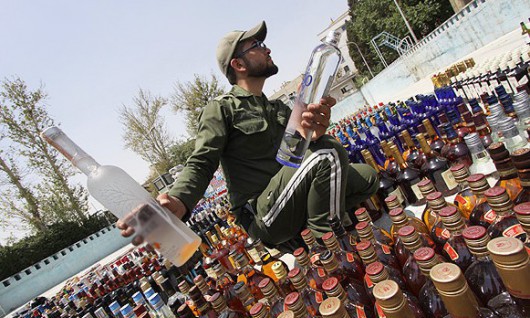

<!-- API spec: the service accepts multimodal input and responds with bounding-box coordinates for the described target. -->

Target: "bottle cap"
[366,262,389,284]
[355,221,374,241]
[319,297,348,318]
[120,304,133,317]
[414,247,442,276]
[258,277,278,298]
[209,292,228,312]
[514,202,530,233]
[147,293,162,307]
[439,206,465,231]
[484,186,513,214]
[322,232,340,252]
[234,281,251,300]
[277,311,295,318]
[177,280,190,294]
[385,195,401,210]
[287,267,307,290]
[356,240,378,264]
[430,263,466,295]
[292,247,310,267]
[450,163,471,184]
[285,291,308,316]
[467,173,489,194]
[487,237,527,267]
[388,208,407,225]
[397,226,422,252]
[487,142,510,161]
[272,261,287,280]
[354,207,372,222]
[426,192,446,212]
[372,280,407,314]
[462,226,490,256]
[510,148,530,170]
[320,250,339,272]
[249,302,268,318]
[177,303,195,318]
[301,229,316,246]
[418,179,436,197]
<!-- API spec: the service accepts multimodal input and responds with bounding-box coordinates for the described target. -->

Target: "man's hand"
[301,96,336,141]
[116,194,188,246]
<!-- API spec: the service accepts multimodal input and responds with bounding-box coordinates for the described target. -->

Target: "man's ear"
[230,58,245,72]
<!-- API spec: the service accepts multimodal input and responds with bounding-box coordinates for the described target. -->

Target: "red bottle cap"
[293,247,305,257]
[466,173,485,183]
[355,207,368,216]
[413,247,435,262]
[288,267,301,279]
[365,262,384,276]
[322,232,334,241]
[514,202,530,215]
[397,225,415,237]
[301,229,312,237]
[322,277,339,291]
[258,278,271,289]
[418,179,432,187]
[462,226,487,240]
[484,186,505,198]
[356,240,372,252]
[355,221,369,231]
[249,302,264,316]
[385,195,397,203]
[389,208,404,217]
[439,206,458,217]
[284,292,300,306]
[426,192,443,201]
[450,163,466,172]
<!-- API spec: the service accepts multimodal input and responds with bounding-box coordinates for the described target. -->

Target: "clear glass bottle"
[41,126,201,266]
[512,90,530,139]
[497,117,530,154]
[430,263,499,317]
[276,30,341,167]
[463,132,499,186]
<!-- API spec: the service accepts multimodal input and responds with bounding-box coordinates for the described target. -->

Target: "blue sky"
[0,1,349,242]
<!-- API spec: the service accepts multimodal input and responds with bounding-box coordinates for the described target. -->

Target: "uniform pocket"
[233,114,268,135]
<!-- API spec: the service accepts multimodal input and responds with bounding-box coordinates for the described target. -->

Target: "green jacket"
[169,85,291,215]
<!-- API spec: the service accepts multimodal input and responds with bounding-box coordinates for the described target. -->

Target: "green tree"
[168,138,196,166]
[0,77,88,233]
[171,73,225,137]
[120,89,174,174]
[346,0,454,82]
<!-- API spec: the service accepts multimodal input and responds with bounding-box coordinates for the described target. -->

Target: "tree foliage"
[171,73,225,137]
[346,0,455,82]
[119,89,174,173]
[168,138,196,166]
[0,77,88,234]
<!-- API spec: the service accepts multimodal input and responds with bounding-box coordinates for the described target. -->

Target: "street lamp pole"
[393,0,419,44]
[346,41,375,78]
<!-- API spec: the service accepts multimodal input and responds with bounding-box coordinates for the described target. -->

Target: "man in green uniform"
[118,21,378,250]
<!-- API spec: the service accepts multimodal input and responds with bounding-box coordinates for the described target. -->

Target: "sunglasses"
[235,40,267,58]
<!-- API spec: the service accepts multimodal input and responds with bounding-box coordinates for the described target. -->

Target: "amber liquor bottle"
[400,129,422,169]
[397,225,429,296]
[356,222,400,271]
[357,241,405,287]
[292,247,325,291]
[511,148,530,205]
[354,207,394,247]
[233,252,267,300]
[438,206,474,272]
[417,133,459,197]
[328,215,359,254]
[487,142,522,201]
[209,292,249,317]
[284,292,312,318]
[249,302,272,318]
[387,206,432,267]
[484,186,527,244]
[413,247,448,318]
[488,237,530,315]
[322,231,364,278]
[271,261,296,297]
[467,173,496,227]
[372,279,426,318]
[188,286,218,318]
[258,278,284,318]
[450,163,475,219]
[429,262,499,317]
[389,144,423,206]
[424,192,452,252]
[301,229,327,265]
[386,197,429,240]
[514,202,530,252]
[287,267,322,316]
[364,261,407,305]
[212,263,246,312]
[321,277,373,318]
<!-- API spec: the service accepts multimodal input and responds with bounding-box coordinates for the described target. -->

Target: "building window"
[344,65,350,74]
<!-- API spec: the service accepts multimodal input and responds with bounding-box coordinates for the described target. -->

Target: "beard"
[243,56,279,79]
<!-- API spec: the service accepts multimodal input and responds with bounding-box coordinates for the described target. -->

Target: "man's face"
[238,39,279,79]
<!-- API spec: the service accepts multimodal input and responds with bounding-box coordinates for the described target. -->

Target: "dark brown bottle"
[430,262,499,318]
[487,142,522,202]
[372,279,426,318]
[287,267,322,316]
[417,133,459,197]
[511,148,530,205]
[438,205,474,271]
[321,231,364,279]
[292,247,325,291]
[413,247,449,318]
[424,192,452,252]
[389,144,423,206]
[301,229,327,265]
[488,237,530,316]
[400,129,422,170]
[321,276,374,318]
[484,186,527,244]
[467,173,496,228]
[440,123,473,167]
[249,302,271,318]
[354,207,394,247]
[397,226,428,296]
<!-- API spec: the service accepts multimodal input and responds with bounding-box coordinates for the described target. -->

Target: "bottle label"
[381,244,392,255]
[508,76,520,91]
[317,267,326,278]
[443,242,460,261]
[389,187,406,205]
[411,183,423,201]
[310,253,321,264]
[356,306,367,318]
[376,303,387,318]
[454,195,468,207]
[441,169,459,190]
[315,291,324,303]
[365,274,374,288]
[501,79,514,94]
[247,248,261,264]
[441,228,451,239]
[346,252,356,263]
[483,209,497,223]
[503,224,525,238]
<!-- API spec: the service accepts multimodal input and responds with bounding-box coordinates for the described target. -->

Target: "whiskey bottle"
[287,267,322,316]
[354,208,394,247]
[484,186,527,244]
[292,247,325,291]
[321,277,374,318]
[487,142,522,201]
[467,173,496,227]
[258,278,285,317]
[318,297,351,318]
[272,261,296,297]
[413,247,448,318]
[321,231,364,278]
[450,163,475,219]
[372,280,426,318]
[438,206,474,271]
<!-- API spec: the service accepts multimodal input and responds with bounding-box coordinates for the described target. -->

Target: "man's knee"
[350,163,379,195]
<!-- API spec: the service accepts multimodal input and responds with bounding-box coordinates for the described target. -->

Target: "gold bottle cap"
[389,144,405,165]
[484,186,513,214]
[413,247,441,276]
[320,250,339,273]
[466,173,489,195]
[462,226,490,257]
[397,226,422,252]
[422,119,438,137]
[514,202,530,234]
[417,133,433,154]
[292,247,310,267]
[356,240,378,265]
[450,163,470,184]
[366,262,390,283]
[277,311,295,318]
[487,237,527,267]
[385,195,402,210]
[319,297,348,318]
[373,280,409,315]
[400,130,416,148]
[355,207,372,223]
[430,263,467,295]
[301,229,317,246]
[418,178,436,197]
[285,292,308,317]
[355,221,375,241]
[258,277,278,298]
[321,277,348,304]
[272,261,288,280]
[322,232,340,252]
[426,192,447,211]
[287,267,307,291]
[438,206,465,231]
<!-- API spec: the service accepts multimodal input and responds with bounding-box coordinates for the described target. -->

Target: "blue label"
[303,74,313,87]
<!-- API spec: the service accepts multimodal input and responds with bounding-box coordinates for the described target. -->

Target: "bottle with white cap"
[41,126,201,266]
[276,29,342,168]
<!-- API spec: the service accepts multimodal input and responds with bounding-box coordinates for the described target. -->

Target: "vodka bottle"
[41,126,201,266]
[276,30,342,168]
